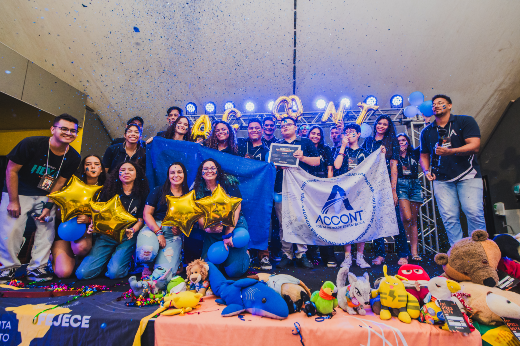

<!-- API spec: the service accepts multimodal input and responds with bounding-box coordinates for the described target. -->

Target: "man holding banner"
[272,117,320,269]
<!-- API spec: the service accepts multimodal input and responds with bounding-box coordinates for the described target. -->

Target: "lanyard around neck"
[45,138,69,178]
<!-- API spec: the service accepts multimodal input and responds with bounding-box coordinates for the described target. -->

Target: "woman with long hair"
[103,124,146,174]
[51,155,107,278]
[136,162,189,278]
[163,115,192,141]
[204,121,238,155]
[76,161,149,280]
[193,158,249,277]
[362,114,410,266]
[306,125,338,268]
[396,133,423,261]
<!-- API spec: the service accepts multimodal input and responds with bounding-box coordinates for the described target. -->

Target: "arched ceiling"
[1,0,520,143]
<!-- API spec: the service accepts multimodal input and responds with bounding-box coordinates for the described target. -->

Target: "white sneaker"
[260,257,272,270]
[356,254,371,268]
[340,254,352,268]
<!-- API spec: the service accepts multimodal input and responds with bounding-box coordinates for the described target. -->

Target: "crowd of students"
[0,94,486,283]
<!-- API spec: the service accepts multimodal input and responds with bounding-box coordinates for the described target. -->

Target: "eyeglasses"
[53,126,78,135]
[202,167,217,172]
[345,130,357,136]
[280,124,295,129]
[263,124,275,128]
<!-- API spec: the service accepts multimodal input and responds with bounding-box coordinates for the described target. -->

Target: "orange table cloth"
[154,296,482,346]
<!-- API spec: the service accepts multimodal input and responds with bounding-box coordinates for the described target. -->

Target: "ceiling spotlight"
[267,101,274,111]
[224,101,235,110]
[205,102,216,115]
[245,102,255,112]
[340,98,351,109]
[186,102,197,115]
[364,96,378,106]
[390,95,404,108]
[316,99,326,110]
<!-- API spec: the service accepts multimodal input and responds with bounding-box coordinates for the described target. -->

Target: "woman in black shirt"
[51,155,106,278]
[136,162,189,278]
[396,133,423,261]
[204,121,238,155]
[193,158,249,277]
[306,125,337,268]
[362,115,410,266]
[76,161,149,280]
[103,124,146,174]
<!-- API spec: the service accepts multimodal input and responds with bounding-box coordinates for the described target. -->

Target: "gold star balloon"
[47,175,103,222]
[161,190,205,237]
[196,185,242,229]
[90,194,137,243]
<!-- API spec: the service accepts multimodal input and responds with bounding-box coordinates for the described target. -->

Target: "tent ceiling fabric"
[1,0,520,143]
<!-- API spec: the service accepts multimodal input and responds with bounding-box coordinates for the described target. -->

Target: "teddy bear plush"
[434,230,501,287]
[129,267,171,298]
[186,259,211,296]
[336,267,371,315]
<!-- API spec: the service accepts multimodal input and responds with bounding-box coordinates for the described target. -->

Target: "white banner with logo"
[282,148,399,245]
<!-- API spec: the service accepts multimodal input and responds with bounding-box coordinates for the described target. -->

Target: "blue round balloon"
[273,193,282,203]
[403,105,420,118]
[57,217,87,241]
[408,91,424,106]
[232,228,250,248]
[419,100,434,117]
[207,241,229,264]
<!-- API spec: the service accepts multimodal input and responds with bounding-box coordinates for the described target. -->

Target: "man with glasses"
[275,117,320,269]
[419,94,485,245]
[262,116,278,149]
[0,114,81,283]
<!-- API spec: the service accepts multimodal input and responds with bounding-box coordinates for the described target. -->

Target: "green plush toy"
[167,275,187,294]
[310,281,338,315]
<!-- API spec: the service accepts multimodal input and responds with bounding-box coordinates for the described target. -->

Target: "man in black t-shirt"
[261,116,278,149]
[0,114,81,283]
[419,94,486,245]
[274,117,320,269]
[238,118,270,161]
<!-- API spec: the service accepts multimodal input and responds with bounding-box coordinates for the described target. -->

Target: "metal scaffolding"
[188,108,440,254]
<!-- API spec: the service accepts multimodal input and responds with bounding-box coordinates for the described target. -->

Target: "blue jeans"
[201,215,250,278]
[76,234,136,280]
[433,178,485,246]
[136,220,182,279]
[373,206,410,259]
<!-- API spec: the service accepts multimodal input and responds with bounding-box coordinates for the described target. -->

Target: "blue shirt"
[420,114,481,182]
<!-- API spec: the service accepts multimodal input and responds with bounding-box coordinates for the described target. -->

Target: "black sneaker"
[27,267,53,282]
[277,254,293,268]
[296,254,314,269]
[0,268,16,284]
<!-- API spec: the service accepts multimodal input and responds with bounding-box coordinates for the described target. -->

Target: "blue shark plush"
[207,262,289,320]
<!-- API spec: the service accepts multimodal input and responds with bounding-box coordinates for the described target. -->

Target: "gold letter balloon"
[191,114,212,141]
[47,175,103,222]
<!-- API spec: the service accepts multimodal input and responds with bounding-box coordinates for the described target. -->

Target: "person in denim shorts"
[396,133,423,261]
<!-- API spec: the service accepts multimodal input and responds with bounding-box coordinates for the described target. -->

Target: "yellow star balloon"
[47,175,103,222]
[196,185,242,229]
[161,190,205,237]
[90,195,137,243]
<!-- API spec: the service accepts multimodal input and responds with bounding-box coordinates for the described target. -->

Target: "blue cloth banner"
[146,138,276,250]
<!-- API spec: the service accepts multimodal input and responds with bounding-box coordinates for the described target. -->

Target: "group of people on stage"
[0,94,486,283]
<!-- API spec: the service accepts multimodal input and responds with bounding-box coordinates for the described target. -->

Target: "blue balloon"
[273,193,282,203]
[408,91,424,106]
[207,241,229,264]
[419,100,434,117]
[57,217,87,241]
[232,228,250,248]
[403,105,420,118]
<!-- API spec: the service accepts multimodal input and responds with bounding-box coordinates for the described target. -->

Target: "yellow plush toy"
[371,265,420,323]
